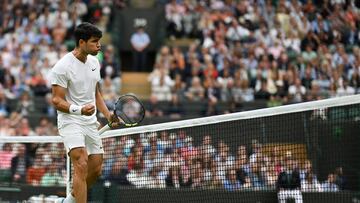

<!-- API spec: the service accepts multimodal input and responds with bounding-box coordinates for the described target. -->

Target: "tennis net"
[1,95,360,202]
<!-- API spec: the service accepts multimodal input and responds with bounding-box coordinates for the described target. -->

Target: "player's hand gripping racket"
[98,94,145,135]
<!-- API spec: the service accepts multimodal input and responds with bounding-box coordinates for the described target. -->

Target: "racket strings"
[115,95,145,125]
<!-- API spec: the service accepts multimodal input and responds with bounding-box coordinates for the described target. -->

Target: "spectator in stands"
[191,159,204,188]
[15,91,35,117]
[288,78,306,103]
[0,87,9,116]
[302,44,317,63]
[108,155,130,186]
[150,68,174,101]
[217,67,233,102]
[263,156,278,188]
[165,165,192,188]
[181,136,198,161]
[201,151,213,184]
[334,166,345,190]
[0,143,13,182]
[204,76,220,102]
[248,162,266,189]
[203,96,220,116]
[249,140,262,164]
[84,0,103,23]
[254,80,271,100]
[223,168,242,191]
[146,95,164,118]
[100,76,117,109]
[147,166,166,188]
[215,142,235,182]
[157,131,171,154]
[144,134,163,173]
[11,144,32,184]
[299,160,318,182]
[277,154,303,203]
[36,116,57,136]
[185,76,205,101]
[171,74,186,101]
[165,0,185,39]
[170,47,185,78]
[199,135,216,158]
[167,94,184,119]
[101,45,121,95]
[44,93,56,117]
[131,25,150,72]
[206,160,222,189]
[26,155,46,185]
[127,163,148,188]
[349,68,360,92]
[328,82,338,98]
[336,79,356,97]
[69,0,88,18]
[52,20,68,46]
[15,117,34,136]
[29,70,49,97]
[322,173,339,192]
[155,46,173,73]
[232,79,255,103]
[41,161,66,186]
[235,145,249,182]
[0,117,13,138]
[301,172,322,192]
[127,139,144,169]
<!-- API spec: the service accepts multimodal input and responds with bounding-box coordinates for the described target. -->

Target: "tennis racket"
[98,94,145,135]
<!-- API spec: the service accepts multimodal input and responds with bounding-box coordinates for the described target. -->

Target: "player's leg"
[87,154,103,188]
[84,122,105,189]
[69,147,88,203]
[56,123,87,203]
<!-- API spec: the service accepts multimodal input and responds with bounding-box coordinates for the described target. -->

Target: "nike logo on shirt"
[92,68,96,71]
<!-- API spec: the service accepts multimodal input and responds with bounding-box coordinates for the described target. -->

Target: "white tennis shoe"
[55,197,65,203]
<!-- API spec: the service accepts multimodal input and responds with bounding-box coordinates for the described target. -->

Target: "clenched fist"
[82,104,95,116]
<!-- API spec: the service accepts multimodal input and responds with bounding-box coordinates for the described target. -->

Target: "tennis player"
[50,22,120,203]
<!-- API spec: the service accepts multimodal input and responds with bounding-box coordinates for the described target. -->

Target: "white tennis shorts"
[59,123,104,155]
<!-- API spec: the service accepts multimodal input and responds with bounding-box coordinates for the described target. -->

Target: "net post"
[66,154,71,196]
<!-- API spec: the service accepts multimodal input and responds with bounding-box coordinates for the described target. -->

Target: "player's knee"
[93,166,102,178]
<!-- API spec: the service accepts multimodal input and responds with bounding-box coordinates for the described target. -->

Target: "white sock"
[63,193,76,203]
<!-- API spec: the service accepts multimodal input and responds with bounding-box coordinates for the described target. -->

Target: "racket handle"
[99,124,111,135]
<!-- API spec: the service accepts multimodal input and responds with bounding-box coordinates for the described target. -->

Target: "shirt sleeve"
[50,63,68,88]
[95,57,101,82]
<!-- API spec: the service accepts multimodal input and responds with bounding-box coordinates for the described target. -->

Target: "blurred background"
[0,0,360,202]
[0,0,359,126]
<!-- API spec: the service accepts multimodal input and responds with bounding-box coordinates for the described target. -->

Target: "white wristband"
[69,104,82,115]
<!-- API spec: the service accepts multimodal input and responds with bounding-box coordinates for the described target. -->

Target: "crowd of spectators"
[99,132,344,192]
[149,0,360,116]
[0,0,121,119]
[0,130,345,193]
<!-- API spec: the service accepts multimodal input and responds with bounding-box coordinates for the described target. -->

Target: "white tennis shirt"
[50,52,101,128]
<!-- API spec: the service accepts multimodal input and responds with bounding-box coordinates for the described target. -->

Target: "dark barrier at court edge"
[0,185,357,203]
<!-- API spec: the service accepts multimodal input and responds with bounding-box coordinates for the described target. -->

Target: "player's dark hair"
[74,22,102,46]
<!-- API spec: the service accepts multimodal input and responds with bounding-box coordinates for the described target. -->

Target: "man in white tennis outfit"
[50,22,120,203]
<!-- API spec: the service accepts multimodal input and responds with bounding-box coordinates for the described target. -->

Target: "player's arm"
[95,82,121,128]
[95,82,111,121]
[51,85,94,116]
[51,85,72,113]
